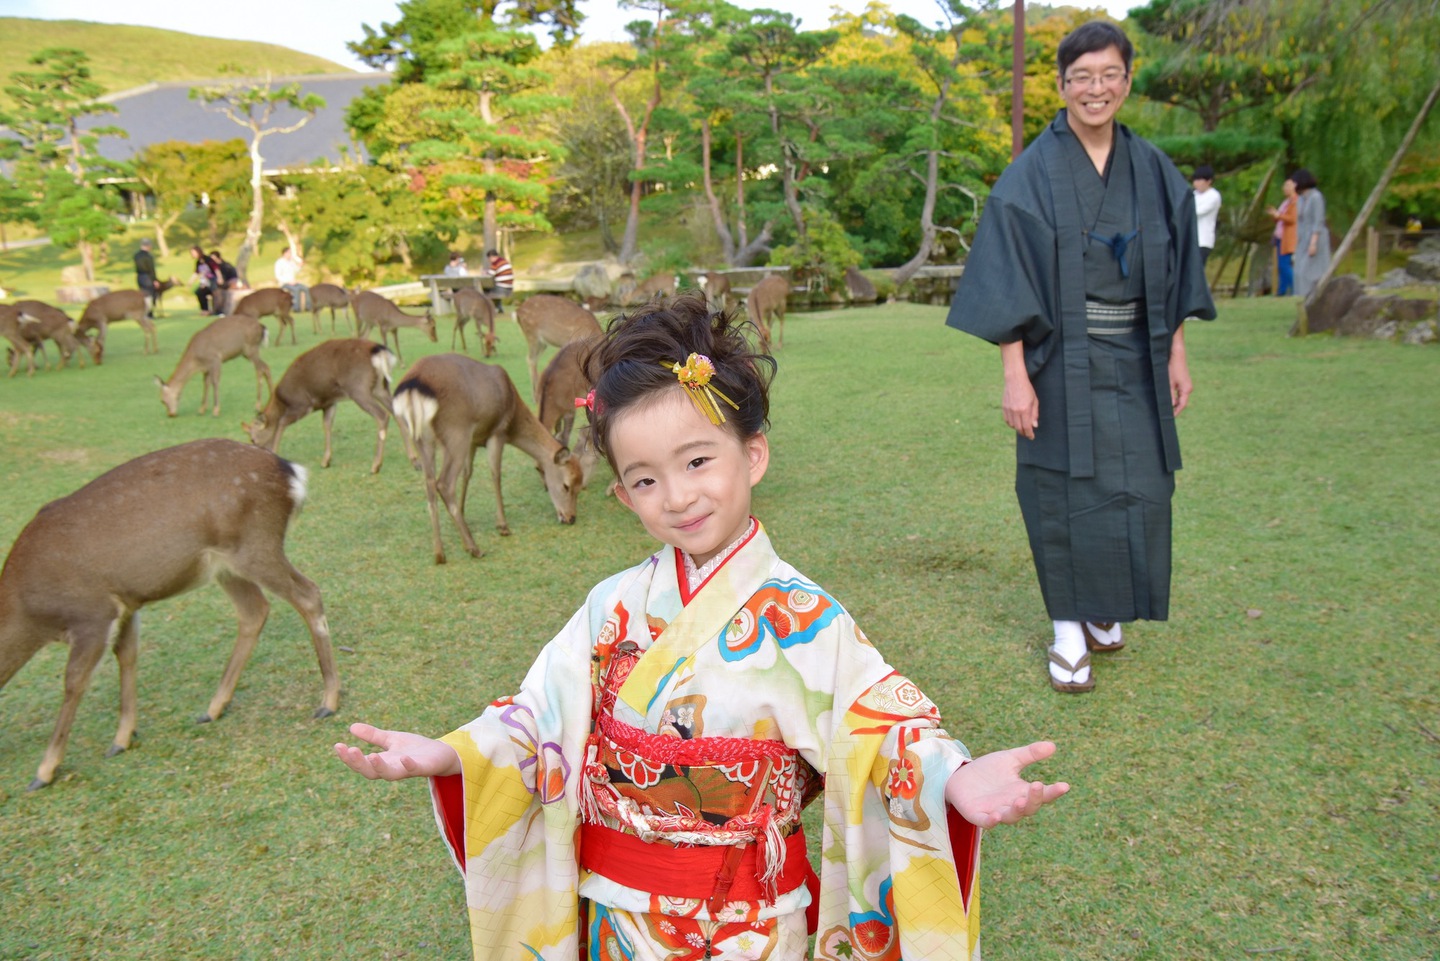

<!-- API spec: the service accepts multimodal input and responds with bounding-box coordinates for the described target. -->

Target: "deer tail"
[392,379,438,442]
[369,343,397,388]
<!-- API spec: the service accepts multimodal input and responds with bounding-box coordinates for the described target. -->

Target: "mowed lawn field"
[0,294,1437,959]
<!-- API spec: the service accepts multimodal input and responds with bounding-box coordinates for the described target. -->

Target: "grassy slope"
[0,290,1436,959]
[0,17,349,107]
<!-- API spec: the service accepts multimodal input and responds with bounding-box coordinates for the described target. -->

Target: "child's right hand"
[333,722,462,780]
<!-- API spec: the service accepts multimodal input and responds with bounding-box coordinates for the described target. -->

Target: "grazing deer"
[536,336,597,451]
[514,294,603,404]
[1,303,39,378]
[0,438,339,791]
[393,354,581,564]
[450,287,497,357]
[746,274,791,350]
[235,288,297,345]
[353,290,436,361]
[150,277,182,317]
[308,283,354,335]
[77,290,158,355]
[621,271,678,307]
[14,300,103,371]
[698,271,732,310]
[154,314,273,418]
[244,338,397,474]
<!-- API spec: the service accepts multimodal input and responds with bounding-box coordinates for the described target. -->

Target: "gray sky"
[1,1,1139,73]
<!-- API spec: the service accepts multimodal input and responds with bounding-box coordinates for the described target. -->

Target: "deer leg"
[106,610,140,757]
[320,405,338,468]
[527,344,543,405]
[311,306,321,336]
[30,619,113,790]
[438,438,483,558]
[143,318,158,354]
[452,316,466,351]
[252,355,273,411]
[416,433,450,564]
[208,361,225,416]
[485,434,511,536]
[353,392,391,475]
[237,561,339,718]
[558,410,576,450]
[199,572,270,723]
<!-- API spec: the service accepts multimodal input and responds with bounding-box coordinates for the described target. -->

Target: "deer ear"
[553,447,570,465]
[153,375,165,388]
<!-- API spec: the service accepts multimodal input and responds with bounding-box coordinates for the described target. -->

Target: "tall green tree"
[190,76,325,281]
[132,139,249,257]
[0,47,127,280]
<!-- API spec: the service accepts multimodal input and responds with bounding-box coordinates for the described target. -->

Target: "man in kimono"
[945,20,1215,693]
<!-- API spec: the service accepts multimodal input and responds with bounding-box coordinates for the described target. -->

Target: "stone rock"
[844,266,877,302]
[1407,251,1440,282]
[1418,235,1440,254]
[1403,320,1436,345]
[1371,320,1399,340]
[1336,296,1393,336]
[1374,268,1417,290]
[1391,297,1437,322]
[55,284,110,304]
[1305,274,1364,333]
[59,265,88,285]
[572,263,611,302]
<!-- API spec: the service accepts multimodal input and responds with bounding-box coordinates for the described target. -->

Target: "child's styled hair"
[585,293,775,470]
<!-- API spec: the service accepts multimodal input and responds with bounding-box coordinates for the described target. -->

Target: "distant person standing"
[1192,164,1221,270]
[134,239,158,317]
[210,249,241,315]
[487,248,513,314]
[1267,177,1298,296]
[274,247,309,311]
[190,245,220,313]
[1291,168,1331,298]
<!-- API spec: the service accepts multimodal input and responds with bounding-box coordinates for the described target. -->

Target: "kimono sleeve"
[946,187,1059,349]
[807,615,982,961]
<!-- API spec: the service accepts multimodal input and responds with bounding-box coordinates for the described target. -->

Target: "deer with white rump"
[77,290,158,355]
[0,438,339,791]
[514,294,602,404]
[393,354,582,564]
[245,338,398,474]
[155,313,273,417]
[353,290,437,361]
[234,288,297,345]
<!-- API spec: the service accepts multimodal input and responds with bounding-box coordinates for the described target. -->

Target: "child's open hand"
[333,722,462,780]
[944,740,1069,829]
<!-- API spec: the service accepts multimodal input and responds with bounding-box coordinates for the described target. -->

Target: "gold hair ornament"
[664,353,739,426]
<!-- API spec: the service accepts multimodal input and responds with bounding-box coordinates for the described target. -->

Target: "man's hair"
[139,239,152,248]
[1057,20,1134,77]
[1290,168,1319,191]
[1193,164,1215,182]
[486,249,500,258]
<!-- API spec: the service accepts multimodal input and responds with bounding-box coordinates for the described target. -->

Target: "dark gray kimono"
[946,111,1215,622]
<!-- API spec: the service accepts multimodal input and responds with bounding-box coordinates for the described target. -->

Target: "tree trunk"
[236,129,266,284]
[700,117,736,265]
[1295,75,1440,334]
[733,222,774,267]
[479,90,498,253]
[153,216,177,259]
[79,240,95,282]
[894,149,941,287]
[735,132,749,254]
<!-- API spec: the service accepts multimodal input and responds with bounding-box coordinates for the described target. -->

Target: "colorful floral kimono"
[430,521,980,960]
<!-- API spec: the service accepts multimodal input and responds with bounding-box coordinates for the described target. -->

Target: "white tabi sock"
[1085,621,1123,646]
[1050,620,1090,683]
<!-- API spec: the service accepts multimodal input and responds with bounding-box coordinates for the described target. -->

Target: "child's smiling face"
[609,387,769,566]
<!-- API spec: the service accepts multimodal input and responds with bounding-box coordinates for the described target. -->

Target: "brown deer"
[150,277,182,318]
[154,314,273,418]
[698,271,731,310]
[14,300,103,371]
[746,274,791,350]
[392,354,582,564]
[353,290,436,361]
[620,271,678,307]
[0,438,339,791]
[244,338,398,474]
[309,283,354,335]
[450,287,497,357]
[514,294,602,404]
[235,288,297,345]
[536,336,597,451]
[1,303,40,377]
[77,290,158,355]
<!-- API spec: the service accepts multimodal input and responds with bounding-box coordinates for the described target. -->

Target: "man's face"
[1193,177,1213,192]
[1059,45,1132,134]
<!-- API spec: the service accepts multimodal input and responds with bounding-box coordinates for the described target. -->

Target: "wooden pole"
[1365,226,1379,284]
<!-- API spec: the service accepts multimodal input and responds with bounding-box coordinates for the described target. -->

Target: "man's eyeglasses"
[1064,70,1129,89]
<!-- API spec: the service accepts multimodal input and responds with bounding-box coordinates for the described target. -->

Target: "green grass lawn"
[0,293,1437,959]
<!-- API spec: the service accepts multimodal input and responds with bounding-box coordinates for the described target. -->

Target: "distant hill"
[0,18,352,106]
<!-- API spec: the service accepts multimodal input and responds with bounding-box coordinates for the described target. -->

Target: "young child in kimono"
[335,294,1069,960]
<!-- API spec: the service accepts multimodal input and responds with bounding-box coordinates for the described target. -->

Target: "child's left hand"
[944,740,1069,829]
